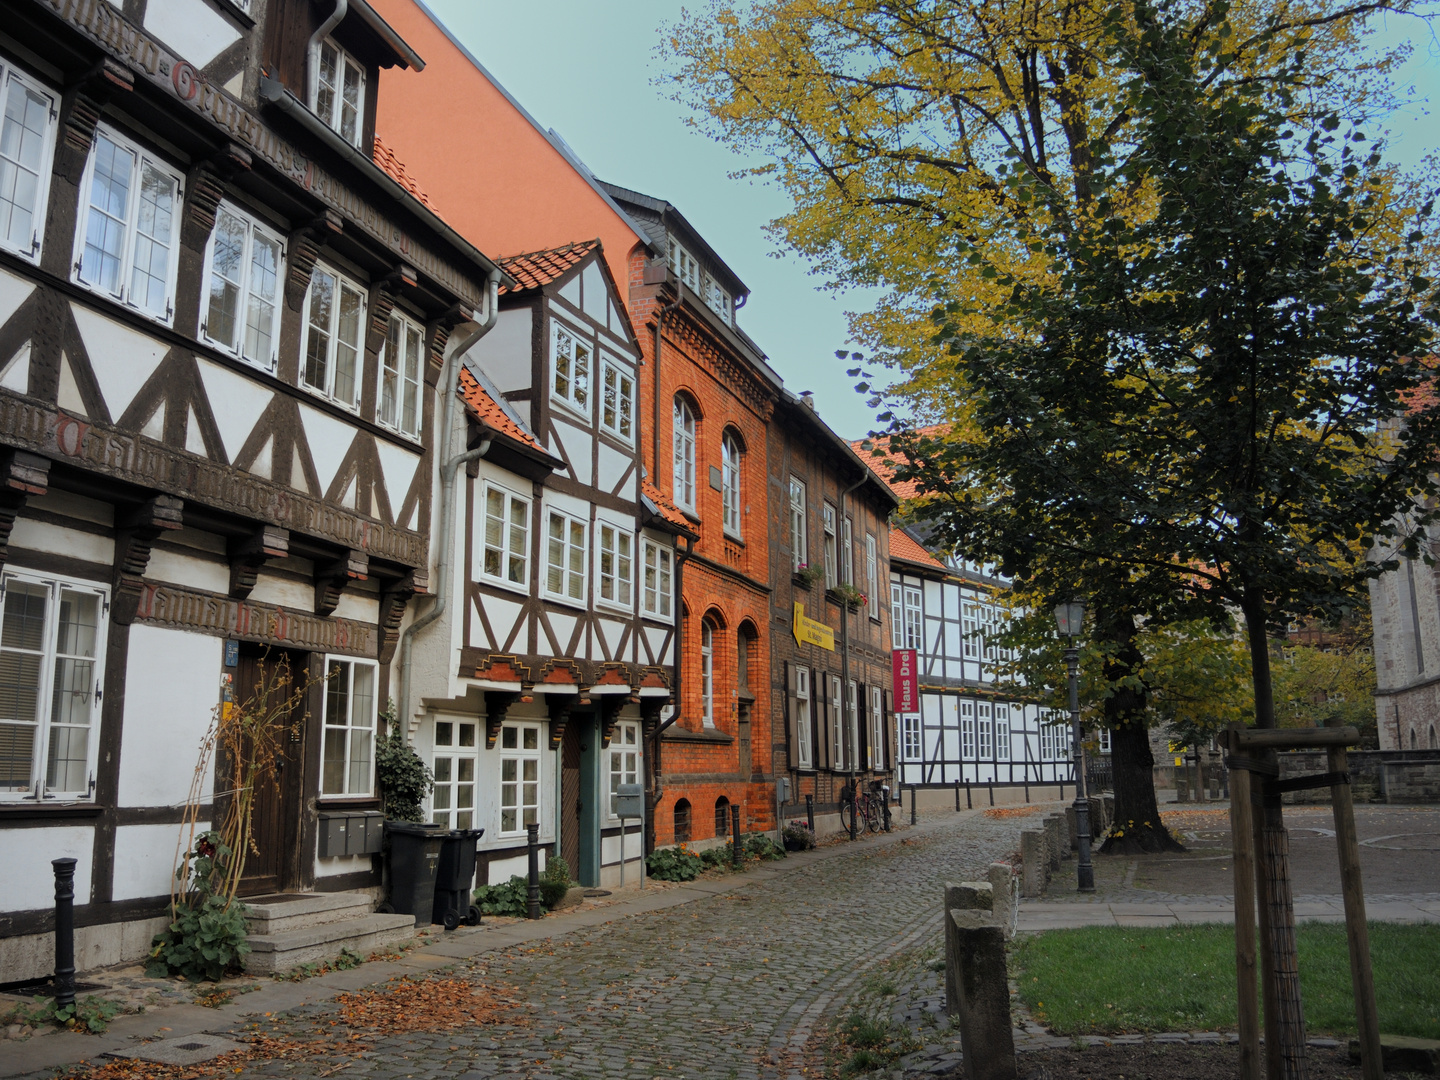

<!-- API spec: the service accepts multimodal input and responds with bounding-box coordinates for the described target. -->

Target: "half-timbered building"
[0,0,507,980]
[771,391,898,833]
[852,440,1074,808]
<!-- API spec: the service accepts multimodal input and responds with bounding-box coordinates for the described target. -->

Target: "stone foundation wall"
[1277,749,1440,804]
[0,916,168,985]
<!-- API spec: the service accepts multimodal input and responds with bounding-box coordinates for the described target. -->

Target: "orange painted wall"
[368,0,645,285]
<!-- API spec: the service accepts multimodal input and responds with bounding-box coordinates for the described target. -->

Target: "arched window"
[701,620,715,727]
[674,798,692,843]
[715,795,730,837]
[673,396,696,511]
[722,432,742,538]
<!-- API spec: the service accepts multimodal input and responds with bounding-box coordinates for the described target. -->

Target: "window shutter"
[816,671,829,771]
[857,681,869,771]
[883,689,894,771]
[785,661,797,770]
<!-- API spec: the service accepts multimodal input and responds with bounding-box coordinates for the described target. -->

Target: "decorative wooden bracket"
[314,549,367,617]
[599,695,631,749]
[183,144,254,247]
[376,570,422,665]
[547,693,579,750]
[227,525,289,600]
[112,495,184,625]
[58,61,132,181]
[426,304,468,371]
[367,265,419,353]
[284,211,344,311]
[0,451,51,575]
[485,689,521,749]
[640,698,666,741]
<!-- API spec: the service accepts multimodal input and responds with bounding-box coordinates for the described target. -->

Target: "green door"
[577,714,601,886]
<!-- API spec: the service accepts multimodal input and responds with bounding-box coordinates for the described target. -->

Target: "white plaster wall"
[485,851,546,885]
[147,547,229,594]
[0,826,93,912]
[9,518,113,565]
[247,573,314,611]
[468,309,533,393]
[119,626,221,807]
[112,821,208,902]
[600,827,643,868]
[332,591,380,624]
[143,0,242,68]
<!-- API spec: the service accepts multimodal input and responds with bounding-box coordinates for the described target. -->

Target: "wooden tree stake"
[1328,745,1382,1080]
[1228,725,1261,1080]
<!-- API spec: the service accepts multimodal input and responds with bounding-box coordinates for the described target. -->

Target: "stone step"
[242,892,375,935]
[242,913,418,975]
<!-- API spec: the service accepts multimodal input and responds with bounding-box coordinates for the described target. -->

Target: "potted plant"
[829,582,867,611]
[793,563,823,589]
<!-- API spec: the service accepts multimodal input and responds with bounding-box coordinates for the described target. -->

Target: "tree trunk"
[1095,613,1184,855]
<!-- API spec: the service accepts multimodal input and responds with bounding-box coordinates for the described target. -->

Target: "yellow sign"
[792,603,835,651]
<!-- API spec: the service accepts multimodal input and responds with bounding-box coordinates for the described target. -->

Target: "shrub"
[375,707,433,822]
[540,855,573,908]
[782,824,816,851]
[699,845,735,870]
[473,875,537,917]
[3,995,123,1034]
[147,831,251,982]
[745,833,786,861]
[645,845,703,881]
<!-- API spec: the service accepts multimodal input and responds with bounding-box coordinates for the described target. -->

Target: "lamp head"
[1053,599,1086,638]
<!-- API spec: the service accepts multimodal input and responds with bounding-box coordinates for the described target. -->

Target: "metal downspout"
[307,0,349,115]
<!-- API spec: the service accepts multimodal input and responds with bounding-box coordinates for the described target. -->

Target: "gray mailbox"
[615,783,645,820]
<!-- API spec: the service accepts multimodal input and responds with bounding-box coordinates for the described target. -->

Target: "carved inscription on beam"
[113,495,184,625]
[315,549,367,617]
[0,450,51,573]
[227,525,289,600]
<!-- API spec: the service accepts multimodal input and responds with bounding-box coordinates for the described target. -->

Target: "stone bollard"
[987,862,1016,938]
[1046,814,1068,863]
[945,882,993,1034]
[1175,775,1189,803]
[1064,805,1078,851]
[946,907,1019,1080]
[1020,829,1046,897]
[1088,795,1105,838]
[1100,793,1115,830]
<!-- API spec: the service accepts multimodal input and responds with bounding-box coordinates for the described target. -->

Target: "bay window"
[301,263,366,411]
[0,62,59,263]
[200,202,283,371]
[321,658,376,796]
[380,310,424,438]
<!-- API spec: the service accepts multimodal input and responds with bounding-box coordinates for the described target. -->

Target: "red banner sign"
[892,649,919,713]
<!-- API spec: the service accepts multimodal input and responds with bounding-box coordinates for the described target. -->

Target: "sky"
[422,1,1440,441]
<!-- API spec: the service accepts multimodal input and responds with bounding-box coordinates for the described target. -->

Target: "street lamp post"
[1054,600,1095,893]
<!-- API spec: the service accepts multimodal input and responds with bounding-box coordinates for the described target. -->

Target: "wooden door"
[228,646,307,896]
[560,719,582,875]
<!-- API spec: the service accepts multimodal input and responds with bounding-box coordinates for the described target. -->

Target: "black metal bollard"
[525,823,541,920]
[910,785,917,825]
[805,793,814,833]
[731,805,742,868]
[988,783,994,806]
[954,779,960,811]
[52,858,76,1009]
[966,782,973,809]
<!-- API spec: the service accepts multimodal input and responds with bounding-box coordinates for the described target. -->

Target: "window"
[0,63,58,263]
[891,582,904,648]
[480,483,529,588]
[961,699,976,759]
[73,125,183,322]
[865,534,878,619]
[552,323,591,416]
[995,703,1010,761]
[321,659,376,796]
[1098,728,1112,754]
[823,504,837,589]
[831,674,844,771]
[601,360,634,441]
[977,701,993,759]
[983,605,998,663]
[902,715,921,761]
[789,477,807,571]
[847,680,860,774]
[674,798,692,842]
[902,586,922,651]
[842,517,854,585]
[641,539,672,619]
[672,397,696,511]
[597,522,633,609]
[722,433,742,538]
[701,621,715,727]
[200,202,283,370]
[313,38,364,147]
[668,236,699,292]
[0,574,106,801]
[301,263,365,410]
[1040,714,1055,760]
[701,273,732,325]
[499,723,541,834]
[545,509,587,603]
[380,311,423,438]
[869,686,884,769]
[714,795,730,836]
[431,719,477,829]
[795,666,813,769]
[962,602,979,660]
[608,721,640,817]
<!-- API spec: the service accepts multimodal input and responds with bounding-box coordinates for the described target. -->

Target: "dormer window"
[702,274,732,326]
[667,236,698,292]
[314,38,364,148]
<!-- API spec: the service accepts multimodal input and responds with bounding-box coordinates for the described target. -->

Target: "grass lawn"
[1011,922,1440,1038]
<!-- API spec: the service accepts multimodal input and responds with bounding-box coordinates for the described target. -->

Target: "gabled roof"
[498,240,602,294]
[890,527,948,572]
[459,366,545,453]
[850,427,950,502]
[598,181,748,299]
[641,479,697,539]
[373,135,439,212]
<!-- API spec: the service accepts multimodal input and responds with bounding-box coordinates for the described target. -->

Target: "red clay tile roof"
[458,368,545,453]
[373,134,439,213]
[850,426,950,502]
[642,479,695,534]
[497,240,602,294]
[890,528,947,571]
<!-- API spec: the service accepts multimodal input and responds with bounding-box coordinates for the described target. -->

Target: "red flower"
[196,837,216,859]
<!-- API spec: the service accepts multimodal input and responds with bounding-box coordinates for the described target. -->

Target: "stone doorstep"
[242,913,418,975]
[242,892,375,936]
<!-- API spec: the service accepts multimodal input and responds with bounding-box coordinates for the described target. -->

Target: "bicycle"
[839,781,893,834]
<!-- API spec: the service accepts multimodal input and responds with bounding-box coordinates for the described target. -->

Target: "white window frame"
[199,200,284,372]
[831,673,845,771]
[641,537,673,621]
[903,585,923,651]
[995,703,1010,761]
[0,571,108,802]
[551,321,592,418]
[983,604,998,664]
[701,272,732,326]
[847,679,860,774]
[321,657,378,796]
[869,685,884,770]
[498,721,542,836]
[721,432,742,539]
[978,701,994,760]
[72,123,184,324]
[596,520,634,611]
[311,37,365,148]
[600,358,635,442]
[962,601,980,660]
[961,699,976,759]
[607,720,641,819]
[902,714,921,761]
[701,621,716,728]
[842,517,854,586]
[865,534,878,619]
[891,582,904,648]
[673,396,697,512]
[789,477,807,572]
[544,508,588,606]
[1098,728,1112,754]
[822,504,837,589]
[795,666,813,769]
[478,480,530,592]
[668,236,699,292]
[300,261,367,412]
[0,62,59,264]
[1040,715,1054,761]
[379,308,424,439]
[430,717,479,830]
